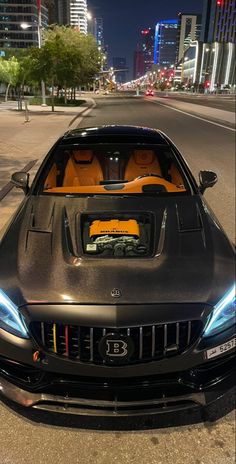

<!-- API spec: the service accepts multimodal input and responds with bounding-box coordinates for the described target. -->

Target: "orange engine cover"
[89,219,140,238]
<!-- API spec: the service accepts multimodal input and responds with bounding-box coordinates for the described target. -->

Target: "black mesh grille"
[30,320,202,366]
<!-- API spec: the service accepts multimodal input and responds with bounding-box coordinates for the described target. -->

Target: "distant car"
[0,125,235,419]
[145,89,154,96]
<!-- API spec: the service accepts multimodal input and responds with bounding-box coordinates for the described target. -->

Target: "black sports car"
[0,126,235,419]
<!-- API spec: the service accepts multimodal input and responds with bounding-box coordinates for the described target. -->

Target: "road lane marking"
[149,100,235,132]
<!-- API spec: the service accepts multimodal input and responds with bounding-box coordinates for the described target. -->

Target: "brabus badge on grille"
[111,288,122,298]
[99,333,134,364]
[106,339,128,357]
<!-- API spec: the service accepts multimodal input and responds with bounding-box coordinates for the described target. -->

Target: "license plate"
[206,337,236,359]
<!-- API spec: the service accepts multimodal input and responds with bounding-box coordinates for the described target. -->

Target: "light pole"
[21,16,46,106]
[37,2,46,106]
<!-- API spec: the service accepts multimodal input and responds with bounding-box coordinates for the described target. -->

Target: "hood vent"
[176,202,203,233]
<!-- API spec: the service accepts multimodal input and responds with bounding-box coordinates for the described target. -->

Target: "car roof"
[61,125,170,146]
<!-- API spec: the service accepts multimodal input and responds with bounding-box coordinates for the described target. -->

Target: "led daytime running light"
[205,285,235,335]
[0,289,28,337]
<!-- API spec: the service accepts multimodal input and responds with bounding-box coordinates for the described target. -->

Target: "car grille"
[30,320,202,366]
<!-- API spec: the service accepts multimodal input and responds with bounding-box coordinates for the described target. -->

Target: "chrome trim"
[176,322,180,347]
[151,325,155,357]
[90,328,94,362]
[0,377,206,417]
[35,320,200,364]
[40,322,45,346]
[187,322,192,345]
[164,324,168,352]
[139,327,143,359]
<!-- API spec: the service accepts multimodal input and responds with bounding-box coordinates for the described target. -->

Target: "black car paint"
[0,126,235,418]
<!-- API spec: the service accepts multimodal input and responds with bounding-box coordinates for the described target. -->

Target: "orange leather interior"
[125,150,162,181]
[44,163,58,189]
[63,150,103,186]
[45,176,186,194]
[169,163,185,187]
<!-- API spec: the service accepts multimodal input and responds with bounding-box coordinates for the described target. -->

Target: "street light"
[20,20,46,106]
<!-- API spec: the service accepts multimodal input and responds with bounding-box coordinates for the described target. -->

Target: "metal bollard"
[24,99,30,122]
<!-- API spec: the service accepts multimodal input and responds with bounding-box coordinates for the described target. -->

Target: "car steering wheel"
[136,173,163,179]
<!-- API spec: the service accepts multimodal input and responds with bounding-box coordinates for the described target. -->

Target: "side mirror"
[199,170,218,194]
[11,172,29,194]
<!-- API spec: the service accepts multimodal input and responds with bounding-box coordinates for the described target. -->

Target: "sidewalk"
[0,98,94,230]
[155,96,235,125]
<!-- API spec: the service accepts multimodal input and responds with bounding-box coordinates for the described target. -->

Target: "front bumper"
[0,352,235,417]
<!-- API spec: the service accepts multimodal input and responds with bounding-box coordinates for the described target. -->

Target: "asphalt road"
[0,96,235,464]
[154,93,235,113]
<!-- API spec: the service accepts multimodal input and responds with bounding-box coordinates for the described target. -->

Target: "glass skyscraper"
[154,20,178,67]
[201,0,236,43]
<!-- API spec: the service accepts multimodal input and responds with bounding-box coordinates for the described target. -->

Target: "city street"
[0,95,235,463]
[154,93,235,113]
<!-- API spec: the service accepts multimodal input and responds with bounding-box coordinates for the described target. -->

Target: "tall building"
[70,0,87,33]
[112,57,127,84]
[154,20,178,67]
[92,17,104,47]
[48,0,70,25]
[176,13,202,62]
[201,0,236,43]
[197,0,236,90]
[140,28,155,72]
[0,0,48,49]
[133,47,145,79]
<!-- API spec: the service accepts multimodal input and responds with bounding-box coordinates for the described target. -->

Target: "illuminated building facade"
[199,0,236,89]
[140,27,155,72]
[70,0,87,33]
[154,20,178,67]
[92,17,104,47]
[201,0,236,43]
[176,13,202,62]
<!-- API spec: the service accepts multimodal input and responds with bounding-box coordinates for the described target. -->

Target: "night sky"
[90,0,204,77]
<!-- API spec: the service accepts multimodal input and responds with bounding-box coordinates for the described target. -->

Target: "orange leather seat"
[124,150,162,181]
[44,163,58,189]
[169,163,185,187]
[63,150,103,186]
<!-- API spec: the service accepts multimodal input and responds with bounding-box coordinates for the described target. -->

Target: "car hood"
[0,195,234,307]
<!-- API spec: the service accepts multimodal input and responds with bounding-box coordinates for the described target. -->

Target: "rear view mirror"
[11,172,29,194]
[199,170,217,194]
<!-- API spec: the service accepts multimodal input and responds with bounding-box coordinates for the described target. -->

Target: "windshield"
[39,143,190,196]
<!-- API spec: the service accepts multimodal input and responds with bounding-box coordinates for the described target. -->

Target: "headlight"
[0,290,29,339]
[203,285,235,337]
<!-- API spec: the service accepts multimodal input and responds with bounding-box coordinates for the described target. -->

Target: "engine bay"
[82,213,153,257]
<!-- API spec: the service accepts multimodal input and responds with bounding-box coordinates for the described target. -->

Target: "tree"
[24,26,100,110]
[0,57,20,101]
